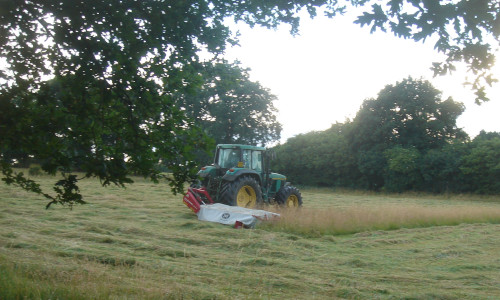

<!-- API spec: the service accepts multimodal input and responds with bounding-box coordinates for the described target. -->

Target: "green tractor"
[186,144,302,210]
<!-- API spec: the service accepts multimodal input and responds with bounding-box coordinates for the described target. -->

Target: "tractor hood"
[269,173,286,181]
[198,165,217,178]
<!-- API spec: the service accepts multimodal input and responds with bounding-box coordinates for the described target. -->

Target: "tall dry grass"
[265,205,500,236]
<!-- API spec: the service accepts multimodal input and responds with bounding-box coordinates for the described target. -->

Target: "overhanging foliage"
[1,1,498,206]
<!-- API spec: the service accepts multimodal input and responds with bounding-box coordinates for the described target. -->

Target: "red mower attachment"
[183,187,214,213]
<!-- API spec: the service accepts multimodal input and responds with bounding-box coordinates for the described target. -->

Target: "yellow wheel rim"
[236,185,257,208]
[286,194,299,207]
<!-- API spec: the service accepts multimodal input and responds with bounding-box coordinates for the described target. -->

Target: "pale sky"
[224,11,500,143]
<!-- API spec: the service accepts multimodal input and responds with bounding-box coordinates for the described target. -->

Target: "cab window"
[243,150,252,168]
[252,151,262,172]
[217,148,241,168]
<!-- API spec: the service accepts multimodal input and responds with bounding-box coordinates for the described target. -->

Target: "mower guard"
[183,187,280,228]
[197,203,280,228]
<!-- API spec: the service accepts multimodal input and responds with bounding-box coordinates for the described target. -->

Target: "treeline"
[272,78,500,194]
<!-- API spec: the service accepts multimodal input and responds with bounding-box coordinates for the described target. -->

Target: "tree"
[461,137,500,194]
[350,77,467,152]
[1,1,498,207]
[355,149,387,190]
[384,146,422,192]
[355,0,499,103]
[273,133,316,186]
[347,77,467,190]
[273,122,356,187]
[1,0,309,207]
[175,61,282,147]
[419,144,469,193]
[474,130,500,141]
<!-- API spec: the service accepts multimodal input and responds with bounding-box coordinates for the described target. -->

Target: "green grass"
[1,175,500,299]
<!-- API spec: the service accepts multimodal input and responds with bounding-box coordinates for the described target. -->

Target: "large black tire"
[274,186,303,207]
[219,176,263,208]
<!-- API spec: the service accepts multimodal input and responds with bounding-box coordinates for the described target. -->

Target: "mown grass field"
[1,174,500,299]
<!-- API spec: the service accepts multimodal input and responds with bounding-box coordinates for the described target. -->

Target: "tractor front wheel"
[220,176,262,208]
[274,186,302,207]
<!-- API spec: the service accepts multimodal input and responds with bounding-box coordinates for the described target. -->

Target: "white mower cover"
[197,203,280,228]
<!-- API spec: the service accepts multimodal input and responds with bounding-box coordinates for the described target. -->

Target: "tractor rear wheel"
[220,176,262,208]
[274,186,302,207]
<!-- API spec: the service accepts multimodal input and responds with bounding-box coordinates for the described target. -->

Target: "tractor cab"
[215,145,264,172]
[191,144,302,208]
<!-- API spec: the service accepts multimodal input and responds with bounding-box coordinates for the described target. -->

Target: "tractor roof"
[217,144,266,151]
